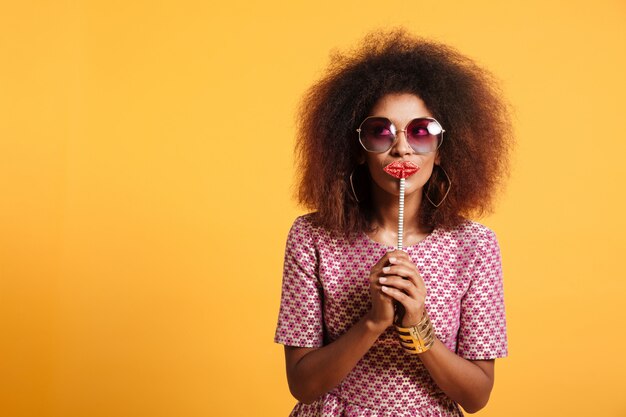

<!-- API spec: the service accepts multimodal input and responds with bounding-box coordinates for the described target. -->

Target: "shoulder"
[435,220,499,254]
[287,213,332,246]
[288,213,356,254]
[456,220,497,241]
[290,213,316,231]
[289,213,322,238]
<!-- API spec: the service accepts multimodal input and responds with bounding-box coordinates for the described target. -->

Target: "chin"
[404,177,427,193]
[372,177,425,199]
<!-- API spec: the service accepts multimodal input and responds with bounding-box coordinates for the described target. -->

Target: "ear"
[434,152,441,166]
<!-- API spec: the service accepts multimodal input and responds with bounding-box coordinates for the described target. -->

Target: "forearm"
[286,314,385,404]
[418,338,494,413]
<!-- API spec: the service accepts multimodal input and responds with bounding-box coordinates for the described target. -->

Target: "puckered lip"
[383,161,420,179]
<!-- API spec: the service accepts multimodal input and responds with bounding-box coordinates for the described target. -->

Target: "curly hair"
[295,29,514,236]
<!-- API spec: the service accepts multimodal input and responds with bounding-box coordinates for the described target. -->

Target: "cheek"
[364,163,398,194]
[364,157,387,180]
[367,164,391,187]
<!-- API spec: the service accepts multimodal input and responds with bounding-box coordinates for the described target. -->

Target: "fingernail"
[379,277,387,283]
[382,267,390,273]
[381,286,389,291]
[389,257,397,263]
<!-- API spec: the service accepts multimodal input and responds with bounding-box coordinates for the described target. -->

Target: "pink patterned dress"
[274,214,508,417]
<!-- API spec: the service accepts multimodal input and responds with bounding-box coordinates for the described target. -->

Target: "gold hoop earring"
[425,165,452,208]
[349,169,361,203]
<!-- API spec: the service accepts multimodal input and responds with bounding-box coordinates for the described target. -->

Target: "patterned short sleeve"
[456,228,508,360]
[274,216,324,348]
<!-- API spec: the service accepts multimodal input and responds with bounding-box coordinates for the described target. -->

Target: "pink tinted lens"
[406,118,442,153]
[359,117,395,152]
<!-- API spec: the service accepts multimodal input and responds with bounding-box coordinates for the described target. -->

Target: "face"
[360,93,440,199]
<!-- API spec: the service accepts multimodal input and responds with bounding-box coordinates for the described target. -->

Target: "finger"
[381,267,427,300]
[386,250,412,263]
[387,256,420,277]
[380,285,414,305]
[381,264,419,280]
[378,276,418,297]
[387,258,425,288]
[387,255,417,270]
[369,251,397,278]
[380,284,426,323]
[382,265,425,293]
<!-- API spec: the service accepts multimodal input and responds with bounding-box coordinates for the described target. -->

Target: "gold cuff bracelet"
[394,311,435,354]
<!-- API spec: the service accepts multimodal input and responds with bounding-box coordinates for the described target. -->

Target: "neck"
[370,182,424,235]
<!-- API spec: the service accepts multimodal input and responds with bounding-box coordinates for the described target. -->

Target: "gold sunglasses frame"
[356,116,446,154]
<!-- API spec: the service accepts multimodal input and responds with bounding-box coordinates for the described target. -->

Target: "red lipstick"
[383,161,420,179]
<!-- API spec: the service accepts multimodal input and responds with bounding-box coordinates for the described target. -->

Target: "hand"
[377,250,427,327]
[365,251,397,332]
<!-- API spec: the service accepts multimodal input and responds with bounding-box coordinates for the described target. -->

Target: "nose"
[391,130,413,156]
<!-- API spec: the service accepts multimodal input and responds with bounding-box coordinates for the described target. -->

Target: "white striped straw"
[397,178,405,250]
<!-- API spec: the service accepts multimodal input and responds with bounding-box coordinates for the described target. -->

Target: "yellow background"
[1,1,625,416]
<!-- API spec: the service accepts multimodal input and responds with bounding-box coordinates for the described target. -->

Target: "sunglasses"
[356,117,445,154]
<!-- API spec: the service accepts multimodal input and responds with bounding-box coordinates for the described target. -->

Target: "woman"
[274,29,513,417]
